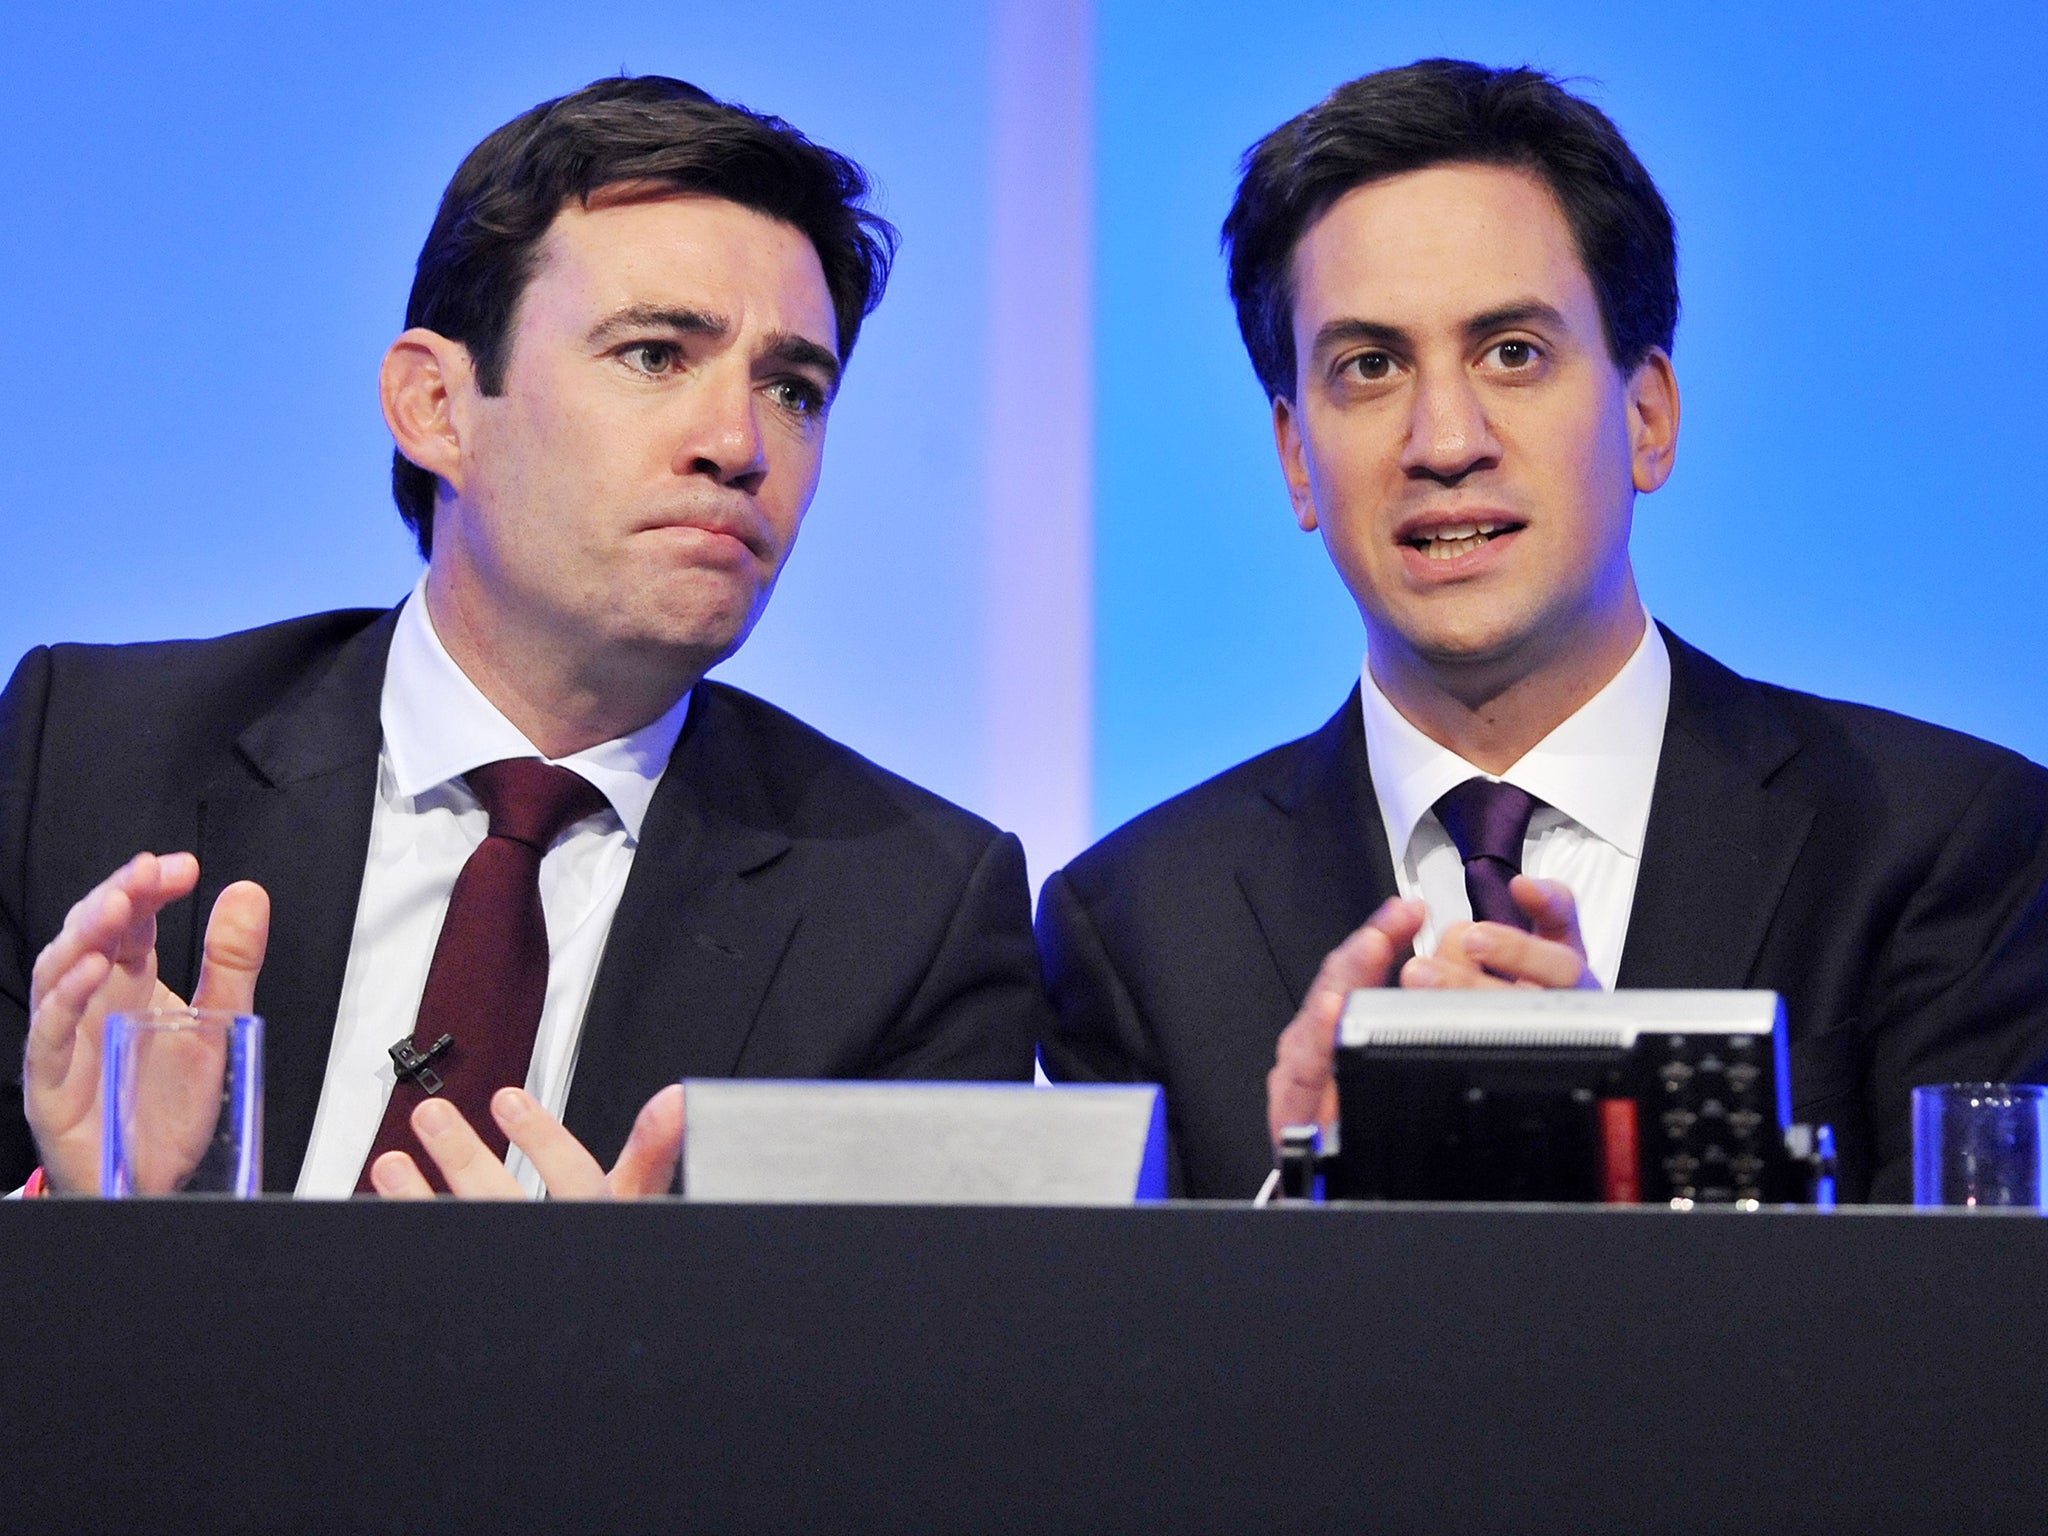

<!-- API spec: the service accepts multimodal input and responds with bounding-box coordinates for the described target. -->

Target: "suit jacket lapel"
[1236,687,1402,1005]
[1617,627,1813,988]
[563,685,798,1163]
[194,609,394,1191]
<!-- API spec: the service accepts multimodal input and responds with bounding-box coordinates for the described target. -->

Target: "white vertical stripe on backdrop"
[983,0,1096,893]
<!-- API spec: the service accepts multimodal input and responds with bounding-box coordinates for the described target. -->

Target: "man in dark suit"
[1038,60,2048,1202]
[4,76,1043,1197]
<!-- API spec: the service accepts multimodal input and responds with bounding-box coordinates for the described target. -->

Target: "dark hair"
[393,74,898,555]
[1222,59,1677,401]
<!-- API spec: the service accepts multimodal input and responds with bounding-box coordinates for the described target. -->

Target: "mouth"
[641,515,773,563]
[1399,518,1525,562]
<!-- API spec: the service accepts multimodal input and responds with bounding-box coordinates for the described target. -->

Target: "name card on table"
[681,1080,1168,1205]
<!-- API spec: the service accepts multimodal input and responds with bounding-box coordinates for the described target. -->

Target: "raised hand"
[25,853,270,1193]
[1267,896,1425,1148]
[1401,875,1598,991]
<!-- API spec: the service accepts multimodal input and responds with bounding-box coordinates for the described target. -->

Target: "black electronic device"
[1279,990,1831,1206]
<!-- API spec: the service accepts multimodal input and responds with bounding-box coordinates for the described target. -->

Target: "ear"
[1626,349,1680,494]
[1272,394,1319,532]
[379,328,476,495]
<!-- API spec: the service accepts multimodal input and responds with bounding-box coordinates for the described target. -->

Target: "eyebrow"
[761,331,842,397]
[584,304,727,347]
[1309,299,1575,360]
[1310,318,1411,357]
[1461,300,1570,340]
[583,306,842,395]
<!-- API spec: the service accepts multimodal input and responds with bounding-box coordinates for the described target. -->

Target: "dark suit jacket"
[0,607,1045,1191]
[1038,628,2048,1202]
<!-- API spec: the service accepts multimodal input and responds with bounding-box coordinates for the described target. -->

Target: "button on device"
[1658,1061,1695,1090]
[1728,1109,1764,1138]
[1661,1108,1698,1138]
[1726,1062,1761,1094]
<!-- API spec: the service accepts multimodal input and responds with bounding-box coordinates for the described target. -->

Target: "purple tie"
[1432,778,1543,931]
[355,758,610,1193]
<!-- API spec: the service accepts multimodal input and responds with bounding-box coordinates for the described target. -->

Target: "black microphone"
[388,1032,455,1095]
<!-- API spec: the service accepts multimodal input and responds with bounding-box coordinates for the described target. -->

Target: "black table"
[1,1201,2041,1533]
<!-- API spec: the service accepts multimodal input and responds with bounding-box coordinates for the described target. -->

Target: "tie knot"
[1433,777,1542,870]
[463,758,611,851]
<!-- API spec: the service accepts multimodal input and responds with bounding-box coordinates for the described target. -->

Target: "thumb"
[1515,876,1585,950]
[191,881,271,1015]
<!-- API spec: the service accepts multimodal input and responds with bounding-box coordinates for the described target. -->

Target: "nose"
[676,363,768,494]
[1399,364,1501,485]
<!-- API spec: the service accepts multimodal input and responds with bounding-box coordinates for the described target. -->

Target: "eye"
[765,376,828,418]
[619,340,682,376]
[1484,339,1542,371]
[1343,350,1397,383]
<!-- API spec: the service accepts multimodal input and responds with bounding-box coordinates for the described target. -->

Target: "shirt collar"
[1358,615,1670,862]
[379,577,690,842]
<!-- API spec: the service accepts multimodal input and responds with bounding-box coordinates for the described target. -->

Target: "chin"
[1393,608,1533,668]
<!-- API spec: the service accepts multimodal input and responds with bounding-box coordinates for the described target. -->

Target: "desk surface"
[1,1201,2041,1534]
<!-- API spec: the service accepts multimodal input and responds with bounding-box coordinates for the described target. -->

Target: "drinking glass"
[101,1008,263,1196]
[1911,1082,2047,1209]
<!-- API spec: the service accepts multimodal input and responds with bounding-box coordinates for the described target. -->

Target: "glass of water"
[1911,1083,2047,1209]
[100,1008,263,1196]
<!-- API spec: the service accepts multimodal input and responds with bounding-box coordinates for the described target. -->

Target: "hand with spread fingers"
[1401,876,1600,991]
[25,852,271,1194]
[368,1082,684,1200]
[1266,896,1425,1148]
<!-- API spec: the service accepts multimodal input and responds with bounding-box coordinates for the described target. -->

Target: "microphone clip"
[389,1032,455,1095]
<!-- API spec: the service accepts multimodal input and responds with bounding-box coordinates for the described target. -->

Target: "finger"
[1513,876,1587,950]
[491,1088,609,1199]
[1433,918,1478,966]
[103,852,199,970]
[367,1150,439,1199]
[410,1096,525,1199]
[1266,898,1425,1146]
[608,1084,684,1199]
[1310,897,1425,1000]
[32,870,135,1005]
[190,881,271,1015]
[23,951,112,1161]
[30,853,198,1006]
[1460,923,1592,989]
[25,950,112,1063]
[1400,952,1511,989]
[1268,985,1344,1143]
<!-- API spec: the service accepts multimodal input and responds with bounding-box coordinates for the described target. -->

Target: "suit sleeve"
[1035,869,1158,1085]
[1036,869,1191,1195]
[1860,753,2048,1202]
[0,647,53,1188]
[865,830,1043,1082]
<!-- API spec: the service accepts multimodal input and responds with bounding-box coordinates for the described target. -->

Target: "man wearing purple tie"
[1037,59,2048,1201]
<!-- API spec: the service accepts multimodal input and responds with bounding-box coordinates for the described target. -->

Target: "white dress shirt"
[294,583,690,1197]
[1358,618,1671,989]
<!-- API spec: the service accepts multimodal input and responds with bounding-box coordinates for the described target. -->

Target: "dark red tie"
[355,758,611,1193]
[1432,777,1544,931]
